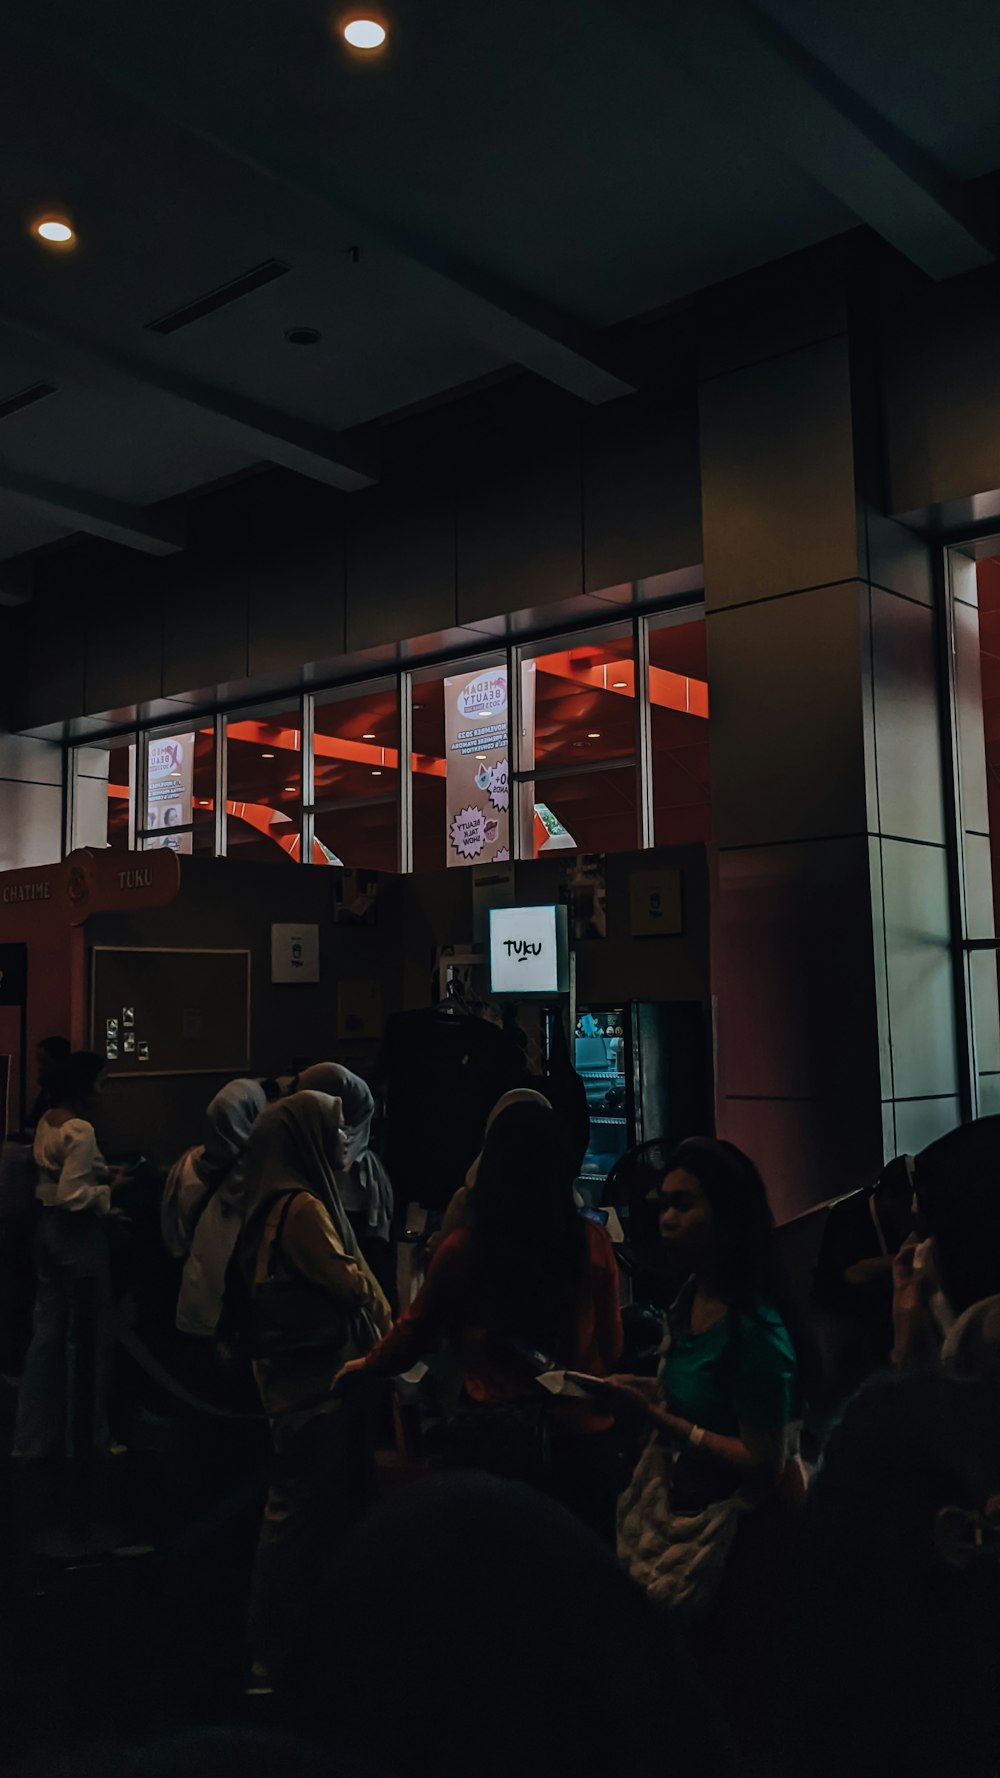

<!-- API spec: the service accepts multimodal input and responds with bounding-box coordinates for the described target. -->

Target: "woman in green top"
[615,1138,804,1617]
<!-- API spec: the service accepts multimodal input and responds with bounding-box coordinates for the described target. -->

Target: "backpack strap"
[266,1189,308,1280]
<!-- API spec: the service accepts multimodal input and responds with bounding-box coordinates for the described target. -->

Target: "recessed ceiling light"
[475,755,487,761]
[362,732,376,740]
[588,732,601,739]
[612,680,627,689]
[34,217,74,246]
[371,769,383,776]
[261,751,275,758]
[342,15,387,49]
[284,325,321,347]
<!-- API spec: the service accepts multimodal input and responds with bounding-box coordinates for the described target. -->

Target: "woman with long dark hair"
[612,1138,807,1763]
[336,1100,623,1531]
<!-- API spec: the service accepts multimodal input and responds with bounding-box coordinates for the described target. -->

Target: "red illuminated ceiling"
[107,624,712,857]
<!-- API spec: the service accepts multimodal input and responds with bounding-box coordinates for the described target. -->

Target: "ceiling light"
[475,755,487,761]
[362,732,376,740]
[371,769,383,776]
[34,217,74,246]
[342,15,387,50]
[612,680,627,689]
[261,752,275,758]
[284,325,321,347]
[588,732,601,739]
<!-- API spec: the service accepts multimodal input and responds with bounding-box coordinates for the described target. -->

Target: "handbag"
[616,1313,750,1620]
[246,1189,377,1361]
[617,1430,749,1620]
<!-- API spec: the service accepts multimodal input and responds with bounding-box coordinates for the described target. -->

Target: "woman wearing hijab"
[161,1078,267,1338]
[437,1086,552,1243]
[240,1090,391,1691]
[295,1063,394,1299]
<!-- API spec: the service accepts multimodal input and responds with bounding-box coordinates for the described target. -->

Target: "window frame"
[65,591,707,877]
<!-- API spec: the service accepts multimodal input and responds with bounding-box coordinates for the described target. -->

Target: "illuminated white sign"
[489,904,566,996]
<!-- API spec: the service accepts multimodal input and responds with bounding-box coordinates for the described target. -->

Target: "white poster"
[271,923,320,984]
[444,667,510,867]
[145,733,195,853]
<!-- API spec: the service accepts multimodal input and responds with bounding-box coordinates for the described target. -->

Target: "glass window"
[951,550,1000,1114]
[312,682,400,871]
[70,737,134,851]
[412,654,509,872]
[648,609,711,845]
[139,725,216,855]
[518,627,637,856]
[226,702,303,864]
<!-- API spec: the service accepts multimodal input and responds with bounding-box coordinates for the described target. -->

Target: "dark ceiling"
[1,0,999,574]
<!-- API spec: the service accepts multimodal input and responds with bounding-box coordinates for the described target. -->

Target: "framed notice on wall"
[90,947,251,1077]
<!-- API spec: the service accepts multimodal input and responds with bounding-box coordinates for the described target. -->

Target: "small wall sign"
[271,923,320,984]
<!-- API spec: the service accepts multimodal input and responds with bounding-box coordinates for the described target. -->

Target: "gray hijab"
[296,1063,374,1171]
[197,1077,268,1189]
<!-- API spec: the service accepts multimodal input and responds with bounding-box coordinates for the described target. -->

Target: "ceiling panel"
[759,0,1000,179]
[0,380,253,505]
[0,492,73,559]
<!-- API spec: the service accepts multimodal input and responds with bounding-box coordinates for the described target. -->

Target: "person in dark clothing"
[378,1004,525,1210]
[281,1470,736,1778]
[26,1034,71,1131]
[782,1370,1000,1778]
[812,1155,915,1391]
[913,1115,1000,1319]
[338,1101,624,1533]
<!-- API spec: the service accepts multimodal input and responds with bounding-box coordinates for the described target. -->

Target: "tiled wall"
[701,293,959,1217]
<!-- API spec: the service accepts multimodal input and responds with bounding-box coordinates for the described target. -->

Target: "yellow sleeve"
[281,1195,391,1331]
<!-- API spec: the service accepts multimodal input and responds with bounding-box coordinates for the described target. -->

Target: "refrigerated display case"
[569,1001,711,1204]
[574,1008,628,1200]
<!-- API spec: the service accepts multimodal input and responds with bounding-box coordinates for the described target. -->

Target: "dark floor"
[0,1374,272,1770]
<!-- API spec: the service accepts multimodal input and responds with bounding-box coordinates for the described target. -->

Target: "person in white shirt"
[13,1051,127,1460]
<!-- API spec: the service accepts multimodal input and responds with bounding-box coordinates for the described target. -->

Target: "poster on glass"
[144,735,194,853]
[444,667,510,866]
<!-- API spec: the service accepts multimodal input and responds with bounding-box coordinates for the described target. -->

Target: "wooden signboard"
[91,947,251,1078]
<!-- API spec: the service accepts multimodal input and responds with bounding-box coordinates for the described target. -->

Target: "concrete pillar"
[701,271,959,1218]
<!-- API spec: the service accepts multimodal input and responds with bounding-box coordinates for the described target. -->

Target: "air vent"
[145,258,291,335]
[0,381,57,422]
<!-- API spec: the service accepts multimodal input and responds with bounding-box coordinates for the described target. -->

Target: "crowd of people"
[2,1034,1000,1776]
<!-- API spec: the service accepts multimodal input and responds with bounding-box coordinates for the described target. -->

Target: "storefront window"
[226,702,303,864]
[139,726,216,855]
[412,655,508,872]
[518,627,637,856]
[70,736,134,851]
[951,551,1000,1114]
[312,682,400,871]
[68,594,711,875]
[648,609,710,844]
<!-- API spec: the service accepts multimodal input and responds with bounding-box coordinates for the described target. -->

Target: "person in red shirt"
[337,1099,624,1534]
